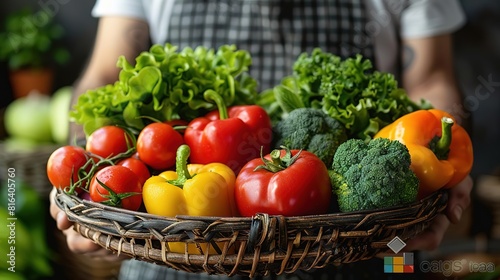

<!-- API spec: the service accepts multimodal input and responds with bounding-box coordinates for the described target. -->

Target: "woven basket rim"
[56,188,445,221]
[55,188,448,277]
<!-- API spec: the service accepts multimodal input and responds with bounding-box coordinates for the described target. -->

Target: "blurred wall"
[453,0,500,236]
[455,0,500,178]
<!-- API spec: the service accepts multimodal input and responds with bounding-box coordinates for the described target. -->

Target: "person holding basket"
[50,0,473,279]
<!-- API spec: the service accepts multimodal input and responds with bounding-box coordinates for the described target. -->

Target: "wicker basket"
[55,188,448,277]
[0,141,58,197]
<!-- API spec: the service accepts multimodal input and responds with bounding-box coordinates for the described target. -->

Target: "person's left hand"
[405,175,473,251]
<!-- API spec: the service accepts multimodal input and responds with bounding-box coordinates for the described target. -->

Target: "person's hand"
[405,175,473,251]
[49,187,124,260]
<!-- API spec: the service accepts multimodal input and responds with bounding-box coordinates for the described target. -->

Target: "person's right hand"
[49,187,124,260]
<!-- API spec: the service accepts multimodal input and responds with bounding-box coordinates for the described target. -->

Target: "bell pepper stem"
[435,117,454,159]
[204,90,229,120]
[168,144,192,187]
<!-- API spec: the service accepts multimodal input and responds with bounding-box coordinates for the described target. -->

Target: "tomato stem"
[254,146,301,173]
[172,125,188,132]
[204,90,228,120]
[270,150,283,167]
[65,168,78,195]
[95,177,139,207]
[69,146,137,193]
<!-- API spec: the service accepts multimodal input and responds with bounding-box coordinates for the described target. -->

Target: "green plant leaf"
[0,8,70,69]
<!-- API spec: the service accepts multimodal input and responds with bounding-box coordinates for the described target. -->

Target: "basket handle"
[248,213,288,253]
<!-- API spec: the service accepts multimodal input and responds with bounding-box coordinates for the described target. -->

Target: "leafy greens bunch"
[71,44,259,136]
[260,48,431,140]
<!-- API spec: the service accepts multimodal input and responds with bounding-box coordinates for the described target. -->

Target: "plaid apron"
[166,0,375,91]
[119,1,374,279]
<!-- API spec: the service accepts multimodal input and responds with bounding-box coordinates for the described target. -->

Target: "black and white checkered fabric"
[166,0,374,92]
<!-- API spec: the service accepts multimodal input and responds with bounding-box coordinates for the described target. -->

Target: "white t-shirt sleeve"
[91,0,147,20]
[400,0,466,38]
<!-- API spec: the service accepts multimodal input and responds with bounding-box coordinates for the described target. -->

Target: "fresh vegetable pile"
[48,44,474,227]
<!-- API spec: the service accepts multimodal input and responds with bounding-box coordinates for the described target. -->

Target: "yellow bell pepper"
[142,144,237,253]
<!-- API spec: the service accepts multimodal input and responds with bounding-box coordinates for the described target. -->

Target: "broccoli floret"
[272,108,347,167]
[331,138,419,212]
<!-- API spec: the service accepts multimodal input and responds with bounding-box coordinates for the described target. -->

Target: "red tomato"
[136,122,184,170]
[117,157,151,186]
[89,165,142,211]
[235,149,332,217]
[86,126,133,158]
[47,145,89,190]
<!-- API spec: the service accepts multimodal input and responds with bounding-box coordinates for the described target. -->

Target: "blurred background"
[0,1,499,279]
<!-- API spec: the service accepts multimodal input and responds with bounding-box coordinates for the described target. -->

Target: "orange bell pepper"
[374,109,473,199]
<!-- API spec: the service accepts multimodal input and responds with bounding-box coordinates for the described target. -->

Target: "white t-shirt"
[92,0,466,86]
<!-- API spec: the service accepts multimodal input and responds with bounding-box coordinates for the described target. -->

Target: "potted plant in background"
[0,8,70,98]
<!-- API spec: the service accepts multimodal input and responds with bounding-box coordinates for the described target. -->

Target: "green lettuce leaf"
[70,43,259,136]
